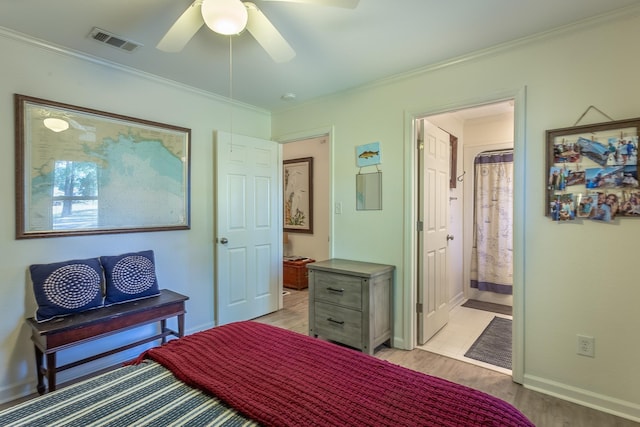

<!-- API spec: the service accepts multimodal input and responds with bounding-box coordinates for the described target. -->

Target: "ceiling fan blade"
[157,1,205,52]
[245,2,296,63]
[261,0,359,8]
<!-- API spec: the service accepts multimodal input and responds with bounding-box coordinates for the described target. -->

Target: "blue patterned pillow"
[30,258,104,322]
[100,250,160,305]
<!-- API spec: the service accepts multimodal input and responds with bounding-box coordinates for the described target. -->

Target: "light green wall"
[1,7,639,421]
[0,33,270,400]
[272,9,640,421]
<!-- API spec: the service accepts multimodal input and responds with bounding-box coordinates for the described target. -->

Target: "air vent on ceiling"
[88,27,142,52]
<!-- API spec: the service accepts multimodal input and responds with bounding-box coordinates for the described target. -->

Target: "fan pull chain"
[229,36,234,152]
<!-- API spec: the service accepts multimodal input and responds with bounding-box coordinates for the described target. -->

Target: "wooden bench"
[26,289,189,394]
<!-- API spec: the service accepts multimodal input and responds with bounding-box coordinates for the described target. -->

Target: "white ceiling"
[1,0,638,111]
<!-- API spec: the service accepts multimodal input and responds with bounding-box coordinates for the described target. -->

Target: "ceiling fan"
[157,0,359,63]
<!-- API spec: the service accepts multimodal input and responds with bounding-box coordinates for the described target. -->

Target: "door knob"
[446,234,454,241]
[219,237,228,244]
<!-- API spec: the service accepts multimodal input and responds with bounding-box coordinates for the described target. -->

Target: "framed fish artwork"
[356,142,381,167]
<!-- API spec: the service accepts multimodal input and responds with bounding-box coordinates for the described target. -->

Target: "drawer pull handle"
[327,318,345,325]
[327,287,344,293]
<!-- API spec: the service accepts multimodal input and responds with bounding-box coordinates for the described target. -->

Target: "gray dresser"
[308,259,394,354]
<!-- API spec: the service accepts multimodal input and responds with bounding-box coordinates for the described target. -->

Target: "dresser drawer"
[313,271,362,310]
[313,302,362,349]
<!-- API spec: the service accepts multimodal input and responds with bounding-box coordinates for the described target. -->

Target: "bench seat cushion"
[101,250,160,305]
[30,258,104,322]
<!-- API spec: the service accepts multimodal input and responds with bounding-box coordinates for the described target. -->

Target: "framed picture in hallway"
[546,117,640,221]
[284,157,313,234]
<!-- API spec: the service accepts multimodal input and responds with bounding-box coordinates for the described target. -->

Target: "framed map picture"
[15,94,191,238]
[283,157,313,234]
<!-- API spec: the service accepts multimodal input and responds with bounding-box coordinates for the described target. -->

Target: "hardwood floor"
[256,289,638,427]
[3,289,636,426]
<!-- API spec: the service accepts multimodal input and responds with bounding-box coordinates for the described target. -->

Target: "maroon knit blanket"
[134,321,533,427]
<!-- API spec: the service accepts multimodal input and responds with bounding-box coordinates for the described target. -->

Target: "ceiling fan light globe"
[201,0,249,35]
[43,117,69,132]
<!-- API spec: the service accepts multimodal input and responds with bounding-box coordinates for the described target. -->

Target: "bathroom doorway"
[416,100,515,375]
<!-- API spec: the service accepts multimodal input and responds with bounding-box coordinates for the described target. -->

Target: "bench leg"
[46,353,57,392]
[34,346,45,395]
[161,319,167,344]
[178,313,185,337]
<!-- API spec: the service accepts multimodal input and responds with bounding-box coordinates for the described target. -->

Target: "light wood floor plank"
[257,289,638,427]
[3,289,637,426]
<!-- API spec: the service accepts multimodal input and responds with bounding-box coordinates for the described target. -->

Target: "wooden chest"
[283,258,315,290]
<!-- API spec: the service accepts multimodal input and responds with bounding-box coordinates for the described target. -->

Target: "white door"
[214,131,281,325]
[418,120,450,344]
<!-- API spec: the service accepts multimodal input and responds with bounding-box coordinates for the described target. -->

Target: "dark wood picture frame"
[545,117,640,218]
[450,135,458,188]
[283,157,313,234]
[15,94,191,238]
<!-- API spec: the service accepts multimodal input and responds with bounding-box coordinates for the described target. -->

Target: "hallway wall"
[282,136,330,262]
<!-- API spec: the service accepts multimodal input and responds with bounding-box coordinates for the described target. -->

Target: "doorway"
[281,135,331,264]
[415,100,515,375]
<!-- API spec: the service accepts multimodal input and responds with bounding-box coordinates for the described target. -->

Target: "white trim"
[0,27,268,115]
[511,87,527,385]
[449,291,465,310]
[273,4,640,114]
[524,374,640,423]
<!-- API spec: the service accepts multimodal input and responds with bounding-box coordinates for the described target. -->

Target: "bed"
[0,321,534,426]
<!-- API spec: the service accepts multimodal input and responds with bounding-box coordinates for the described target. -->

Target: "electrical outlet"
[335,202,342,214]
[577,335,595,357]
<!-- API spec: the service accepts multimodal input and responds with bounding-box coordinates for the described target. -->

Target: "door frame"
[402,87,526,383]
[273,125,335,256]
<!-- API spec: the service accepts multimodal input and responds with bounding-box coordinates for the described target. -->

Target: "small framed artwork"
[15,94,191,238]
[356,142,381,167]
[546,117,640,220]
[283,157,313,234]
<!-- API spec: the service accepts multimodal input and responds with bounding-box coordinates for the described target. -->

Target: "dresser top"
[307,258,395,278]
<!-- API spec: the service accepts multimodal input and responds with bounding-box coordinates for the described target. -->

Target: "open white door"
[418,120,450,344]
[214,131,281,325]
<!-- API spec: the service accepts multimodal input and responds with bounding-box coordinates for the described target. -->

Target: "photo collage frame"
[546,117,640,223]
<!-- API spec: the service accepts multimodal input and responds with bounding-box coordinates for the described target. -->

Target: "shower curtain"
[470,150,513,294]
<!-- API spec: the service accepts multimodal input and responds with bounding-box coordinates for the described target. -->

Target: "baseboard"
[524,374,640,423]
[449,291,465,309]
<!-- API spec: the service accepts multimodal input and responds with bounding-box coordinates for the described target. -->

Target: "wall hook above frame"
[456,171,466,182]
[573,105,615,126]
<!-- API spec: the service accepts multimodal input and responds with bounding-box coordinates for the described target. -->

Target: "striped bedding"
[0,361,256,427]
